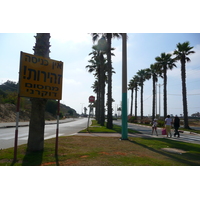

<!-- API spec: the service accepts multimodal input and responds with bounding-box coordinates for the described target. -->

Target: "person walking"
[165,115,172,137]
[152,119,158,136]
[173,115,180,137]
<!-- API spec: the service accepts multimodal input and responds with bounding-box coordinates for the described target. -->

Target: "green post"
[121,33,128,140]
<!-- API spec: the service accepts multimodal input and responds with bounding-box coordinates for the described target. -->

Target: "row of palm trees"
[128,41,195,129]
[86,33,122,129]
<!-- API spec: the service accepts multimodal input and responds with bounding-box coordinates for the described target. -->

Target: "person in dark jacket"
[173,115,180,137]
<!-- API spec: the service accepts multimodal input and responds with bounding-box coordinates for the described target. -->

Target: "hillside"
[0,80,78,122]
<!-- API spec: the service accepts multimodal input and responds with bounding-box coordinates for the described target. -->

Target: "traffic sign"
[89,95,95,103]
[19,52,63,100]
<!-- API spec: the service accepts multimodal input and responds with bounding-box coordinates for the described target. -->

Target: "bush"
[128,116,136,123]
[157,120,164,127]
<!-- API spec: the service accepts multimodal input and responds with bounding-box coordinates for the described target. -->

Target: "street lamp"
[121,33,128,140]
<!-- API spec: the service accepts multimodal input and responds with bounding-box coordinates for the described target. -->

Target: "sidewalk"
[0,118,76,128]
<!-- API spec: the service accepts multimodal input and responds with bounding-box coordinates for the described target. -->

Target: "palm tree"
[27,33,51,152]
[137,69,151,121]
[128,78,134,116]
[91,33,122,129]
[147,64,160,121]
[133,75,139,119]
[86,45,107,126]
[155,53,176,118]
[173,41,195,129]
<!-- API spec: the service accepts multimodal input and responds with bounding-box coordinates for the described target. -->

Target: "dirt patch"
[114,152,127,156]
[41,162,57,166]
[80,155,89,158]
[161,148,187,154]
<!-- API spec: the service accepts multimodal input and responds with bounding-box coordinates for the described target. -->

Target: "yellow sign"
[19,52,63,100]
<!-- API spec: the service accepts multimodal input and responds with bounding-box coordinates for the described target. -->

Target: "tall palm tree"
[133,75,139,119]
[173,41,195,129]
[155,53,176,118]
[137,69,151,121]
[147,64,159,121]
[86,45,107,125]
[91,33,122,129]
[27,33,51,152]
[128,78,134,116]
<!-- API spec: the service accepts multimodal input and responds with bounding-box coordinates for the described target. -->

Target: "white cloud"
[64,78,81,86]
[51,33,91,44]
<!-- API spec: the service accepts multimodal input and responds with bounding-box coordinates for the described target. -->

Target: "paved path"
[77,120,200,145]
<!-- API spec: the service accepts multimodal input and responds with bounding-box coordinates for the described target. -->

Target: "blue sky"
[0,33,199,116]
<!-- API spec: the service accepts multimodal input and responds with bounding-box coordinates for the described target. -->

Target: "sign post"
[87,96,95,131]
[14,51,63,161]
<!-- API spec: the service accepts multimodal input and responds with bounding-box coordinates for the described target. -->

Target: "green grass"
[1,120,199,166]
[1,136,200,166]
[79,120,139,134]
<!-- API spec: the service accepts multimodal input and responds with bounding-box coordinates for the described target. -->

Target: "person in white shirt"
[165,115,172,137]
[152,119,158,136]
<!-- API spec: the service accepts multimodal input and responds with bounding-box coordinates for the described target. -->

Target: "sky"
[1,1,200,196]
[0,33,199,116]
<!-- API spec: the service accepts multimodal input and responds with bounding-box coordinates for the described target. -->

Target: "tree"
[91,33,122,129]
[86,45,107,126]
[147,64,159,121]
[133,75,139,119]
[173,41,195,129]
[155,53,176,118]
[128,78,134,116]
[137,69,151,121]
[27,33,51,152]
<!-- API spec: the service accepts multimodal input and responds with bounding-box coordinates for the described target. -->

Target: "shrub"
[128,116,136,123]
[157,120,165,127]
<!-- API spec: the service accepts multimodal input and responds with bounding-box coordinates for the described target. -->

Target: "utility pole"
[155,83,157,116]
[121,33,128,140]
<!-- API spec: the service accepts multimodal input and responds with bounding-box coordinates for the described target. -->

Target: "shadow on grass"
[128,138,200,166]
[21,150,44,166]
[55,154,60,166]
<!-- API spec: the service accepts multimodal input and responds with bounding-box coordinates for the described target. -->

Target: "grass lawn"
[1,135,200,166]
[79,120,139,134]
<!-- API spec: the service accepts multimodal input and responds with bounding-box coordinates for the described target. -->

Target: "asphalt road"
[0,117,89,150]
[113,120,200,145]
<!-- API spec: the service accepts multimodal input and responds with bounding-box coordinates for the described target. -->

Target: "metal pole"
[14,94,20,161]
[87,105,91,132]
[159,84,161,117]
[155,84,157,116]
[121,33,128,140]
[55,100,60,156]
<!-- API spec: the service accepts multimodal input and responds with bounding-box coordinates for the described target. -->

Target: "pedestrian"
[173,115,180,137]
[152,118,158,136]
[165,115,172,137]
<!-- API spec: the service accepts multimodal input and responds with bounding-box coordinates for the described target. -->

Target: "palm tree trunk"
[181,60,190,128]
[99,56,105,126]
[27,33,50,152]
[141,83,143,121]
[130,88,133,116]
[152,75,156,121]
[96,81,100,123]
[163,66,167,118]
[135,87,137,119]
[106,34,113,129]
